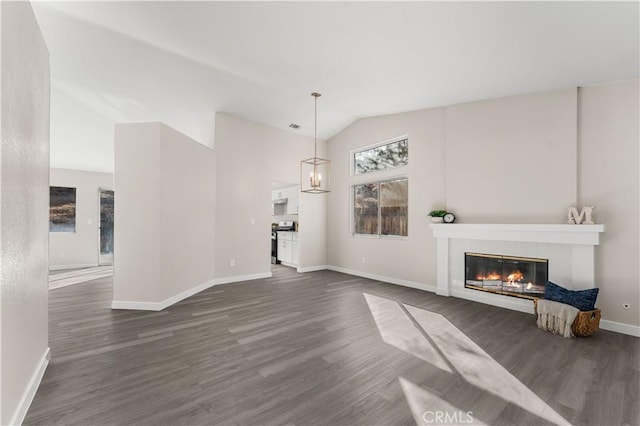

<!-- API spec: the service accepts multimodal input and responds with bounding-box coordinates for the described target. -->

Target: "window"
[353,178,408,237]
[353,138,408,175]
[353,182,378,235]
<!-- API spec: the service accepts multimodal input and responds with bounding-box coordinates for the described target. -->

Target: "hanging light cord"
[312,92,321,159]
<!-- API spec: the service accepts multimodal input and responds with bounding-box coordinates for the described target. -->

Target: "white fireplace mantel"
[429,223,605,308]
[430,223,604,245]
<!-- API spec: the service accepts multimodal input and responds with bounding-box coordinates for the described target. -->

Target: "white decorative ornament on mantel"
[567,206,595,225]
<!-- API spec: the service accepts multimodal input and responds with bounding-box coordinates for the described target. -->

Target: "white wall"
[49,168,114,269]
[114,123,161,304]
[214,113,327,279]
[579,79,639,327]
[158,124,216,301]
[327,108,446,287]
[113,122,215,309]
[446,88,578,223]
[0,2,50,424]
[327,83,640,330]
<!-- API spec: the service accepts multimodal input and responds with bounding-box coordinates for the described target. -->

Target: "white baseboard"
[327,265,437,293]
[10,347,50,426]
[297,265,328,273]
[213,272,272,286]
[112,278,217,311]
[111,299,166,311]
[600,319,640,337]
[49,263,97,271]
[111,272,273,311]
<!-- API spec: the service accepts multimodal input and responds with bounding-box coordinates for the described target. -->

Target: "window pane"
[380,179,408,236]
[354,139,408,175]
[354,183,379,235]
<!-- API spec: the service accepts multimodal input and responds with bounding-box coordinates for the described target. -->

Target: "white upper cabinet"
[286,185,299,215]
[272,183,299,216]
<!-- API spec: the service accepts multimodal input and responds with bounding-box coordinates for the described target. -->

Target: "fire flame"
[477,270,525,285]
[507,271,524,284]
[476,272,501,281]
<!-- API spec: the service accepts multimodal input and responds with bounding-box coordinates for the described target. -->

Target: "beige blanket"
[536,299,579,338]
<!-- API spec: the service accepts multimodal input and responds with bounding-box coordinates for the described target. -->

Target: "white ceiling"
[31,1,639,173]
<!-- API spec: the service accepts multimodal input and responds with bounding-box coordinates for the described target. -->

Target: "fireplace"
[465,252,548,299]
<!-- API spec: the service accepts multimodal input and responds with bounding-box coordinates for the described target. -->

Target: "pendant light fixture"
[301,92,331,193]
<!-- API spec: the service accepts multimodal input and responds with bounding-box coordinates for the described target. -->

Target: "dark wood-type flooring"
[25,265,639,425]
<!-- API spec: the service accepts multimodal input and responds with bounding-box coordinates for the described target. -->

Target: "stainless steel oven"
[271,230,279,264]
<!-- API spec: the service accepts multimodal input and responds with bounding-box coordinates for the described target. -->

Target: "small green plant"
[428,209,447,217]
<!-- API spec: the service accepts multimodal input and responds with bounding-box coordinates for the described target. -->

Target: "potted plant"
[428,210,447,223]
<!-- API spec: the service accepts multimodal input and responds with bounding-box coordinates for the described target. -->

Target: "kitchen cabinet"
[272,189,284,200]
[292,232,298,266]
[272,186,299,216]
[277,231,298,266]
[277,238,290,264]
[272,189,286,216]
[286,186,299,215]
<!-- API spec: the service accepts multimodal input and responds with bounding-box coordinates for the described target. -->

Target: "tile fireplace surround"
[429,223,605,314]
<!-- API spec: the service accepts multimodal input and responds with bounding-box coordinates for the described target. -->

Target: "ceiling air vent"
[289,123,300,129]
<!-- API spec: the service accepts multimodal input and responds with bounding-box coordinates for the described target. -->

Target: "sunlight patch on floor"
[363,293,571,426]
[363,293,452,373]
[404,304,570,426]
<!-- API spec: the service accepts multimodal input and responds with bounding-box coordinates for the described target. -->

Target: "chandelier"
[300,92,330,193]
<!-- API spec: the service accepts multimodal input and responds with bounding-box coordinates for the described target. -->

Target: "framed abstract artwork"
[49,186,76,232]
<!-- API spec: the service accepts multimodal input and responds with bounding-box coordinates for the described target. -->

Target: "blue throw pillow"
[544,281,599,311]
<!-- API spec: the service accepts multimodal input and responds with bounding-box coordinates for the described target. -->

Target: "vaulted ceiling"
[32,1,639,173]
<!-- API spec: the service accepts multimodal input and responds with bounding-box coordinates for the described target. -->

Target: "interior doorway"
[271,181,299,269]
[98,189,114,265]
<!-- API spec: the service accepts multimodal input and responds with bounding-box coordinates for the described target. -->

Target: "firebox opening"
[465,252,548,300]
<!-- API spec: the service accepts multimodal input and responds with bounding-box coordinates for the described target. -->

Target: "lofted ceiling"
[31,1,639,173]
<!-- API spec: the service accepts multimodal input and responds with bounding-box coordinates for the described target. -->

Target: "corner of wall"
[0,2,50,423]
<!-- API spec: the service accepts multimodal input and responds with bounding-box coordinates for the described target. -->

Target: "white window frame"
[351,176,409,239]
[350,135,408,177]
